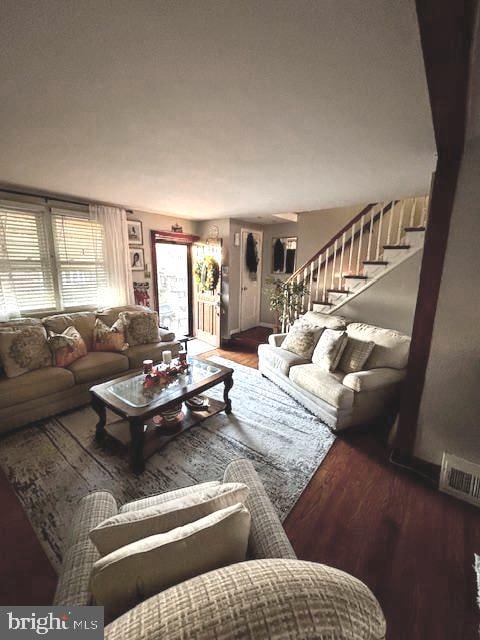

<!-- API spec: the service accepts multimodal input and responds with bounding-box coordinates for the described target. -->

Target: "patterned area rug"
[0,357,335,572]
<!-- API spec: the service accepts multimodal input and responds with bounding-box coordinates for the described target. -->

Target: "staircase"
[282,196,429,331]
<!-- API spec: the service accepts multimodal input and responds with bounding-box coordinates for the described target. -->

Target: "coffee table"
[90,356,233,474]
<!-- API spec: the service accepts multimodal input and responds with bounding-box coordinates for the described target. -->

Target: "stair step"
[312,300,333,306]
[404,226,426,232]
[327,288,350,294]
[383,244,411,250]
[363,260,388,265]
[343,274,368,280]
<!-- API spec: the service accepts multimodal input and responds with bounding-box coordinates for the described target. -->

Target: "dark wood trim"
[394,0,476,457]
[150,230,198,336]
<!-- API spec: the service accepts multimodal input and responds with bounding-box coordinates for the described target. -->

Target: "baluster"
[348,222,355,275]
[339,232,346,289]
[366,207,375,261]
[422,195,429,226]
[356,214,364,274]
[309,262,314,310]
[295,274,301,321]
[302,267,308,312]
[409,198,417,227]
[375,203,384,260]
[386,201,394,245]
[322,247,329,302]
[396,200,406,244]
[330,240,337,290]
[315,254,321,303]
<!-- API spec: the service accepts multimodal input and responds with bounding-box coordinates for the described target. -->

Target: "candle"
[143,359,153,374]
[162,350,172,364]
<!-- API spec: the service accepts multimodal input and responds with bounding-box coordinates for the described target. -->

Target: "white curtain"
[89,204,134,307]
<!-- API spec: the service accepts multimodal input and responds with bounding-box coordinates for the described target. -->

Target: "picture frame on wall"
[127,220,143,245]
[130,248,145,271]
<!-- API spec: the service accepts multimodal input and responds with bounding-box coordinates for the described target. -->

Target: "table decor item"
[142,360,189,390]
[162,350,172,364]
[143,359,153,374]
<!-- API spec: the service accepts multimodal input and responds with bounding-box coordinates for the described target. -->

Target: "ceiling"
[0,1,436,220]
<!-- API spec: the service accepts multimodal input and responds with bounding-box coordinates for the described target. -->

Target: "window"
[0,201,107,316]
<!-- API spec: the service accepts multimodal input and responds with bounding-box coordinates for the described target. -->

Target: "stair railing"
[281,195,429,331]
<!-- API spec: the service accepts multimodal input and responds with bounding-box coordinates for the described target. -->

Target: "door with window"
[192,242,222,346]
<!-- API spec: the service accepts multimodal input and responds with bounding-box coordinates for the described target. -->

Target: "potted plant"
[265,277,309,333]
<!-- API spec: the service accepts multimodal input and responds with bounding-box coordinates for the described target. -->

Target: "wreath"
[194,255,220,292]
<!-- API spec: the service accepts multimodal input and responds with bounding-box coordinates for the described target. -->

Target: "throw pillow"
[0,325,52,378]
[93,318,128,353]
[338,337,375,374]
[90,503,251,622]
[119,310,159,346]
[90,482,249,556]
[280,325,322,359]
[48,326,87,368]
[312,329,348,372]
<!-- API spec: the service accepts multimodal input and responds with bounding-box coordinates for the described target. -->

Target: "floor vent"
[440,453,480,507]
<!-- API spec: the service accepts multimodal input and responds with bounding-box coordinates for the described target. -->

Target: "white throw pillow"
[90,503,251,622]
[90,482,249,556]
[280,325,322,359]
[338,337,375,374]
[312,329,348,372]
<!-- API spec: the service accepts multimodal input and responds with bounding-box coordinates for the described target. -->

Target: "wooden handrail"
[287,201,385,282]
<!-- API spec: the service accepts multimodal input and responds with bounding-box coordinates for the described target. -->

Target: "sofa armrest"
[343,368,405,393]
[54,491,118,606]
[223,459,296,560]
[268,333,287,347]
[158,327,175,342]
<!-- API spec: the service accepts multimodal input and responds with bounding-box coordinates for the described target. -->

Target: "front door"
[154,241,191,336]
[239,228,263,331]
[193,242,222,346]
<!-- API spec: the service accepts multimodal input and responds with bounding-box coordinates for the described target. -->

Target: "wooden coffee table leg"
[223,374,233,414]
[91,394,107,442]
[129,418,146,475]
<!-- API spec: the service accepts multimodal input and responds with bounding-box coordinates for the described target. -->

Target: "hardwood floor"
[1,336,479,639]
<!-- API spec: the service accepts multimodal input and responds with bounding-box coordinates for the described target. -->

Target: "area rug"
[0,356,335,572]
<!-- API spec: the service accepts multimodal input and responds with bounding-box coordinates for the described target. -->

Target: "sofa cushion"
[96,305,150,328]
[93,318,128,353]
[280,325,322,359]
[43,312,96,351]
[346,323,411,370]
[0,325,52,378]
[0,366,75,409]
[338,337,375,374]
[120,481,221,513]
[296,310,347,330]
[90,503,251,622]
[289,364,354,409]
[119,311,159,346]
[67,352,129,384]
[343,367,406,392]
[48,326,88,367]
[311,329,348,372]
[258,343,310,376]
[90,482,249,556]
[124,341,179,368]
[0,317,42,329]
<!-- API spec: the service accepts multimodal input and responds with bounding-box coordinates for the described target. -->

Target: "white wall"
[340,251,422,334]
[414,140,480,465]
[260,205,363,324]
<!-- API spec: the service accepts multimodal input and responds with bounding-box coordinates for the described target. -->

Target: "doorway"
[154,241,191,336]
[239,228,263,331]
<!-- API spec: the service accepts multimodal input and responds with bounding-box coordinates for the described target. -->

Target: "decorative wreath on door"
[194,255,220,292]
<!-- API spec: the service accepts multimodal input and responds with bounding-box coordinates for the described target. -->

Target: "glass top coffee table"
[90,357,233,474]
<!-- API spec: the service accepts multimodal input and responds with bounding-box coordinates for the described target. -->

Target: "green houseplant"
[265,277,309,333]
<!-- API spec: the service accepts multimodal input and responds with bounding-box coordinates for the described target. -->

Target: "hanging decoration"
[245,232,259,280]
[194,255,220,292]
[273,238,285,272]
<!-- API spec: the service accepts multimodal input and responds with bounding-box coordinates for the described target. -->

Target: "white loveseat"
[258,312,410,431]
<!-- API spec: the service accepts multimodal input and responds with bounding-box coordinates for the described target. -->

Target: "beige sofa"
[0,305,180,434]
[258,312,410,431]
[54,458,386,639]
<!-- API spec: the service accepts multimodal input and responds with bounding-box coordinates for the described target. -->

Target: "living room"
[0,2,479,639]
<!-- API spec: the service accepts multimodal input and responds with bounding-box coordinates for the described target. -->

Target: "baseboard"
[390,448,441,488]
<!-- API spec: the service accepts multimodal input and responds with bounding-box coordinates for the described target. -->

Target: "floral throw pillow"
[94,318,128,352]
[118,311,159,346]
[312,329,348,372]
[48,326,87,368]
[281,325,322,359]
[0,325,52,378]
